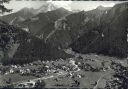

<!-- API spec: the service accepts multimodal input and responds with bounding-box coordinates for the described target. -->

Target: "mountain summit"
[96,5,111,11]
[36,2,58,14]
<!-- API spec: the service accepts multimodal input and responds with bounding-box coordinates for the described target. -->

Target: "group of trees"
[0,0,13,63]
[105,62,128,89]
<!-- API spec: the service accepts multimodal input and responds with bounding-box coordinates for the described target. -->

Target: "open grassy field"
[0,73,36,86]
[43,70,113,88]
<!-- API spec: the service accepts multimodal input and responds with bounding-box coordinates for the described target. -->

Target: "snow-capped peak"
[37,2,58,14]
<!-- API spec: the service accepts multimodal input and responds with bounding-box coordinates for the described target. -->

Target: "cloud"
[70,1,118,11]
[3,1,124,13]
[47,1,72,11]
[102,2,115,7]
[4,0,45,12]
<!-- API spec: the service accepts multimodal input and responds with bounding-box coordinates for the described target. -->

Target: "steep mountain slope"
[100,2,128,57]
[0,21,72,65]
[19,8,71,35]
[41,3,128,58]
[45,6,109,49]
[71,2,128,58]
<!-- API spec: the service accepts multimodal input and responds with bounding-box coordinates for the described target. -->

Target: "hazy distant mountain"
[72,9,81,13]
[96,5,111,11]
[0,2,58,25]
[0,7,36,25]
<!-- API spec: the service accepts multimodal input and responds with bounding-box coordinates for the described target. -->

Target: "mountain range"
[70,3,128,57]
[19,7,71,35]
[0,2,128,65]
[0,2,59,25]
[35,2,128,58]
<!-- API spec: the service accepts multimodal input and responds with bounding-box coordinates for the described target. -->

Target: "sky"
[4,1,127,13]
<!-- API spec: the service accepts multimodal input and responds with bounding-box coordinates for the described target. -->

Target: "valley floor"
[0,53,127,88]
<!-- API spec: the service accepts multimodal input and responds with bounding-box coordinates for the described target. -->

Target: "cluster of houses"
[0,58,79,75]
[15,79,46,88]
[0,56,111,77]
[0,58,86,88]
[74,57,110,72]
[0,61,49,76]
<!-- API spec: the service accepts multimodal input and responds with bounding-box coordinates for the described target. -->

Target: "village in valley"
[0,1,128,89]
[0,52,127,88]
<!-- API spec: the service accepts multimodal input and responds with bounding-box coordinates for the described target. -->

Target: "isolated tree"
[0,0,12,14]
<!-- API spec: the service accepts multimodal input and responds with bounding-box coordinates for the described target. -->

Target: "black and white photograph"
[0,0,128,88]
